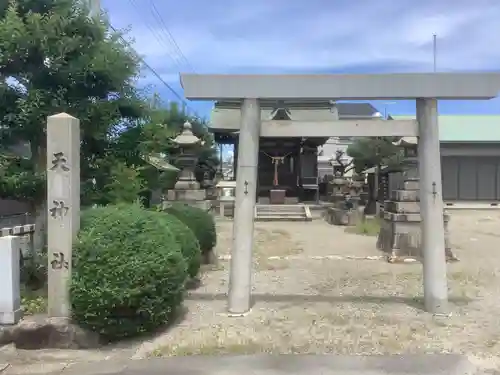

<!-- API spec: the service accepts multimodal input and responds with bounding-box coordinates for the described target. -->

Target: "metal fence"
[0,212,34,229]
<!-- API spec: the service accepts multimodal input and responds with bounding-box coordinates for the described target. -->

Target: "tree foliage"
[347,137,403,174]
[0,0,146,205]
[113,100,219,194]
[0,0,219,209]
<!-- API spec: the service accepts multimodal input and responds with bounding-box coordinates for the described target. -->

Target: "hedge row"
[70,202,216,341]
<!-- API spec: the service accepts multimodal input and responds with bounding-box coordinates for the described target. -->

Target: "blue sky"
[102,0,500,119]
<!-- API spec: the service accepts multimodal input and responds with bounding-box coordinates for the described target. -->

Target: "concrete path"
[1,354,484,375]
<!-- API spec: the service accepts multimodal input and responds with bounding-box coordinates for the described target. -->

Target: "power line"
[127,0,186,73]
[149,0,196,73]
[108,25,197,116]
[86,0,198,116]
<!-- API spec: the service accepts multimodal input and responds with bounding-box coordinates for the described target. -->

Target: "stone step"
[255,214,310,222]
[256,211,306,216]
[256,206,306,213]
[255,211,305,216]
[254,204,310,222]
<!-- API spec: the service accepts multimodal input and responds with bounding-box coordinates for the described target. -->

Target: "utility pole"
[87,0,100,20]
[433,33,437,72]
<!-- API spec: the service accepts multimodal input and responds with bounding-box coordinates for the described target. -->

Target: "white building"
[317,103,382,179]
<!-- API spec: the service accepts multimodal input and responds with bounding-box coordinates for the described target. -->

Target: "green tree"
[144,101,219,177]
[113,99,219,199]
[0,0,145,245]
[347,137,403,174]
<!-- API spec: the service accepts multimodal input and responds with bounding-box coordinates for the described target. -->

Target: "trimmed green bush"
[154,211,201,279]
[71,203,187,341]
[164,203,217,256]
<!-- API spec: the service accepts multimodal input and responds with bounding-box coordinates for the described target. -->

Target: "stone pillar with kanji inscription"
[47,113,80,318]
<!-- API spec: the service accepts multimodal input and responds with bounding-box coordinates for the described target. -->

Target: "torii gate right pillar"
[417,98,448,313]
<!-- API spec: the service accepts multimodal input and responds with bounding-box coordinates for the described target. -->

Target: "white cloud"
[104,0,500,83]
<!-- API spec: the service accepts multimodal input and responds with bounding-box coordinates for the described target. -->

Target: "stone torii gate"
[180,73,500,315]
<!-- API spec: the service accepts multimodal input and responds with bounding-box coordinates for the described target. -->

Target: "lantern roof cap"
[172,121,202,145]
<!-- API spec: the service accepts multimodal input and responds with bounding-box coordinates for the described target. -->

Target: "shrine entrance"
[181,72,500,316]
[213,100,333,205]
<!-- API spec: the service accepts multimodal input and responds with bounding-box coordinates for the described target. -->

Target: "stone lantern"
[164,121,211,211]
[171,121,204,190]
[393,136,418,180]
[377,136,456,263]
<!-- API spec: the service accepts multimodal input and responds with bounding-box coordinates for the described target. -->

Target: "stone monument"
[164,122,210,211]
[377,137,457,263]
[47,113,80,318]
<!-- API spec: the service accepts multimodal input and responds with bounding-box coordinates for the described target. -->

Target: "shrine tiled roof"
[210,101,380,131]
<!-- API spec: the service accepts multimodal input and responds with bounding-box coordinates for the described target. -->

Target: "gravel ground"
[3,211,499,371]
[135,211,500,361]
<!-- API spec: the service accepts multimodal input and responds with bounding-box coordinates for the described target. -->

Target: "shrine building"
[211,99,380,204]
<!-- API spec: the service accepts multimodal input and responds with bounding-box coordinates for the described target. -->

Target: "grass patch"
[21,287,47,315]
[345,218,381,236]
[151,340,275,357]
[253,228,303,271]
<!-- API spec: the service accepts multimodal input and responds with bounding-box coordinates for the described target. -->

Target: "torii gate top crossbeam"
[180,73,500,100]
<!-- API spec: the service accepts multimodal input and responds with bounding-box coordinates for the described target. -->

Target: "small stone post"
[0,236,22,324]
[47,113,80,318]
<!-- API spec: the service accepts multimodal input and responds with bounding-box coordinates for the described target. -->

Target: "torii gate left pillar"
[180,72,500,315]
[228,99,260,314]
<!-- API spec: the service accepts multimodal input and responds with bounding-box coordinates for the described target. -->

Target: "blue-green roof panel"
[391,115,500,142]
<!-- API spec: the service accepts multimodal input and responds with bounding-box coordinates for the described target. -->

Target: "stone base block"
[383,211,450,223]
[325,207,363,226]
[205,187,217,199]
[163,200,211,212]
[403,179,419,191]
[391,190,419,202]
[174,180,200,190]
[328,194,345,203]
[384,201,420,214]
[0,316,100,349]
[270,189,286,205]
[169,189,206,201]
[377,219,457,263]
[0,308,22,326]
